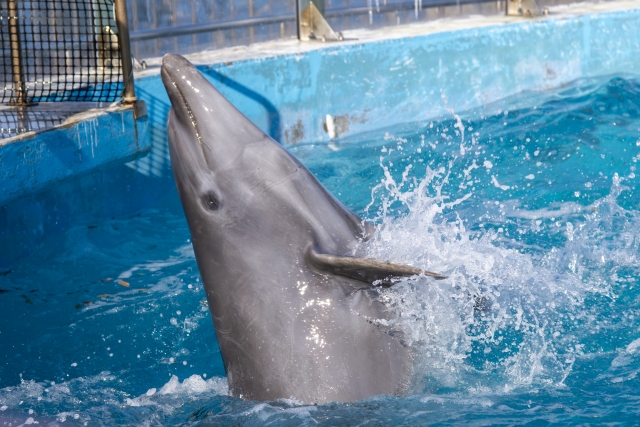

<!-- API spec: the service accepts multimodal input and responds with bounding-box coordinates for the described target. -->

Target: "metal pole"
[295,0,301,40]
[249,0,255,44]
[8,0,27,106]
[114,0,137,103]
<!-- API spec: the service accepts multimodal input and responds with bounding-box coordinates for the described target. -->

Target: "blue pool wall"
[133,7,640,155]
[0,109,154,268]
[0,109,148,206]
[1,6,639,268]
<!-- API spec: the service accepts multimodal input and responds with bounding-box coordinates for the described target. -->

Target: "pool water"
[1,76,640,425]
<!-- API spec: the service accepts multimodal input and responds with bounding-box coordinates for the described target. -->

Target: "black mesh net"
[0,0,124,105]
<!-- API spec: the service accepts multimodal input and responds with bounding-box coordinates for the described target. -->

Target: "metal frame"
[7,1,26,105]
[506,0,548,16]
[0,0,146,142]
[298,1,340,41]
[115,0,137,103]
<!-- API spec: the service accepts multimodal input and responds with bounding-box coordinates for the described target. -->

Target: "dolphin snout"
[160,54,206,116]
[161,54,269,172]
[161,53,195,82]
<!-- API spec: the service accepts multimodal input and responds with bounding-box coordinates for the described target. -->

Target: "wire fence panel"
[0,0,124,105]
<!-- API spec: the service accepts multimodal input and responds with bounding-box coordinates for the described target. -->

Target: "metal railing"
[128,0,506,59]
[126,0,584,60]
[0,0,135,106]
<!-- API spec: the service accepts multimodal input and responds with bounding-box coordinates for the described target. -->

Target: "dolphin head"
[161,54,444,404]
[161,54,370,269]
[161,54,267,176]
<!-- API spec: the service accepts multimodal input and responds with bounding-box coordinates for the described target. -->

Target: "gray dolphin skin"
[161,54,446,404]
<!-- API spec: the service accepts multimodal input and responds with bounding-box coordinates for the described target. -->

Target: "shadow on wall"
[129,66,282,179]
[205,68,282,142]
[127,86,172,178]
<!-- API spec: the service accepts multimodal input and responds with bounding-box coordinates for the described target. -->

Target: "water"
[1,76,640,425]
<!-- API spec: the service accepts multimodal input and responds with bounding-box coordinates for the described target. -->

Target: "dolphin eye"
[201,191,221,211]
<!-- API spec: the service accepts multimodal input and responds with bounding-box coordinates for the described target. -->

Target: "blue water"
[2,76,640,425]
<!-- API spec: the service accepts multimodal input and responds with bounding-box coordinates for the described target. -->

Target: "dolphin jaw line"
[168,74,208,158]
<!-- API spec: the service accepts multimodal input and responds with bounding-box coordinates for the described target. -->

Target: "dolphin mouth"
[161,55,183,103]
[161,54,198,125]
[161,54,194,98]
[161,54,211,164]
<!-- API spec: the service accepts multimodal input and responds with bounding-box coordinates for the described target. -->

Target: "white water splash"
[126,374,228,407]
[358,145,636,394]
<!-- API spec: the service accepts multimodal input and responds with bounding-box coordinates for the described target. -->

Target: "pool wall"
[134,5,640,151]
[0,108,148,206]
[0,107,153,269]
[1,2,639,268]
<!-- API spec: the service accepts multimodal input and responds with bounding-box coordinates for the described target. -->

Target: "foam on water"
[2,76,640,425]
[360,156,631,395]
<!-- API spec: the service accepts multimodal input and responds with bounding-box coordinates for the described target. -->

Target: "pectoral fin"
[307,247,447,287]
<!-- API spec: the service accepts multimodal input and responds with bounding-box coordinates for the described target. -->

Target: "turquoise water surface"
[1,76,640,425]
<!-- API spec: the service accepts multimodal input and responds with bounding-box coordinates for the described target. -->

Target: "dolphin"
[161,54,446,404]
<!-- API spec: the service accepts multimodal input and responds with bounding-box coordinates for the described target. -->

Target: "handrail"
[130,15,296,42]
[130,0,498,42]
[325,0,496,18]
